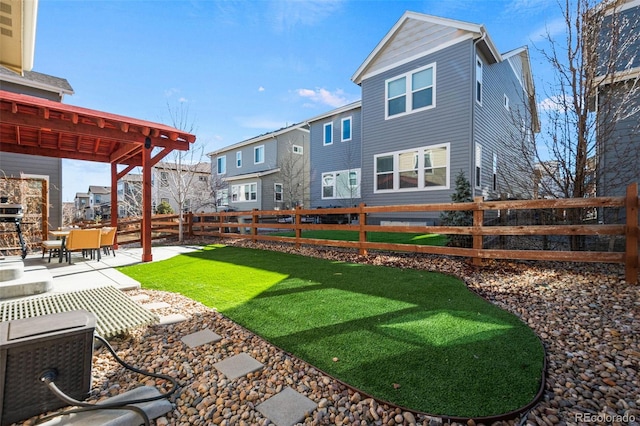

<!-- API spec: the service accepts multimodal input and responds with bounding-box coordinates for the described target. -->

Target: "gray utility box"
[0,310,96,426]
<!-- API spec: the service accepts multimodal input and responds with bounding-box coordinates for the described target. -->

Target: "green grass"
[119,245,544,417]
[271,230,448,246]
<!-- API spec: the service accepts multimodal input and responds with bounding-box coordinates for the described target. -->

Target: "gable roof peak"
[352,10,501,85]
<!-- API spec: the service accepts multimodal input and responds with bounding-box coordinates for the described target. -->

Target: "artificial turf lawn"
[271,230,448,246]
[119,245,544,417]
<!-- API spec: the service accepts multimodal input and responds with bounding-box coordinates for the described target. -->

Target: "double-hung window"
[341,117,352,142]
[323,122,333,145]
[231,183,257,202]
[236,151,242,168]
[374,144,449,192]
[386,63,435,119]
[322,169,361,199]
[217,156,226,175]
[274,183,283,201]
[475,143,482,189]
[254,145,264,164]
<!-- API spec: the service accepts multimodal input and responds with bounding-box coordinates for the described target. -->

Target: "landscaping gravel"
[23,239,639,426]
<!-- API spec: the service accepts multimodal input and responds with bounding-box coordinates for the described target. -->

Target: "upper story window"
[292,145,303,154]
[216,156,226,175]
[323,122,333,145]
[198,175,208,182]
[160,171,169,187]
[476,55,483,105]
[386,63,435,119]
[341,117,352,142]
[374,143,449,192]
[236,151,242,168]
[504,94,509,110]
[254,145,265,164]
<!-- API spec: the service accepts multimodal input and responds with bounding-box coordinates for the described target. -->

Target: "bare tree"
[155,103,214,241]
[508,0,640,203]
[277,138,309,209]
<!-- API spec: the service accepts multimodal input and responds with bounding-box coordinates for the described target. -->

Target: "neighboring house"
[117,173,143,217]
[308,101,363,208]
[0,66,74,231]
[208,123,310,212]
[74,192,90,221]
[350,11,538,224]
[152,161,214,214]
[592,0,640,199]
[87,185,110,221]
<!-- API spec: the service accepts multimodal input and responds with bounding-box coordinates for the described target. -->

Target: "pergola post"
[141,142,153,262]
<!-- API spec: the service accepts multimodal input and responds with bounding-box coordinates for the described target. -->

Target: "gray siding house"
[594,0,640,199]
[351,12,537,224]
[308,101,362,208]
[0,66,74,230]
[208,123,310,212]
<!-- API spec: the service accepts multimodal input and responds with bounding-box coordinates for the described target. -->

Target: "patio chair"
[100,227,117,257]
[65,229,102,264]
[41,239,63,263]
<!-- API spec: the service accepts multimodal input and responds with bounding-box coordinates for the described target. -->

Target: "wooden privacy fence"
[182,183,639,284]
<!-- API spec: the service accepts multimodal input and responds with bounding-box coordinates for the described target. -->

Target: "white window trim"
[475,143,482,189]
[341,116,352,142]
[321,168,361,200]
[492,152,498,191]
[476,55,483,106]
[236,151,242,168]
[292,145,303,154]
[217,155,226,175]
[231,182,258,203]
[385,62,436,120]
[254,145,265,165]
[374,143,450,193]
[274,183,283,201]
[503,94,509,110]
[323,122,333,145]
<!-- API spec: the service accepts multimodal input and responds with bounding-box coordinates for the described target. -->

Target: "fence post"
[295,206,302,248]
[359,203,367,256]
[186,212,193,237]
[625,183,638,284]
[473,196,484,266]
[252,209,259,242]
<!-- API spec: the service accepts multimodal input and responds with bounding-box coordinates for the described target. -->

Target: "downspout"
[471,31,487,198]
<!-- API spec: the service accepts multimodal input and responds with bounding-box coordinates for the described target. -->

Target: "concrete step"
[0,258,24,282]
[38,385,173,426]
[0,266,53,299]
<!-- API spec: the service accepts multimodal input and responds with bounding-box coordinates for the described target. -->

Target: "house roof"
[75,193,89,198]
[305,100,362,124]
[88,186,110,194]
[155,161,210,173]
[223,168,280,182]
[0,65,74,97]
[208,122,309,157]
[0,90,196,165]
[352,11,502,85]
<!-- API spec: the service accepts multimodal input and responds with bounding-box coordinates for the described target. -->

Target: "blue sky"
[33,0,565,201]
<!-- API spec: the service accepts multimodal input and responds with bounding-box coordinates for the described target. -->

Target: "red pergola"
[0,89,197,261]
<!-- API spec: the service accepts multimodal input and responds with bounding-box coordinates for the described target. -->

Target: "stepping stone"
[157,314,187,325]
[129,294,150,302]
[256,387,317,426]
[213,353,264,380]
[141,302,171,311]
[181,328,222,348]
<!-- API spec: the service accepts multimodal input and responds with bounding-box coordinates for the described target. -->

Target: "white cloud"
[269,0,344,32]
[295,87,356,108]
[258,86,265,92]
[538,94,574,112]
[237,116,289,130]
[528,17,566,43]
[178,97,188,103]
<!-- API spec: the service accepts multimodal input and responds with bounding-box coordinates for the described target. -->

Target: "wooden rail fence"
[112,183,639,284]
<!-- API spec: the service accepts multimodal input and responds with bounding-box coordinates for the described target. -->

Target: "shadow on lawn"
[181,245,544,417]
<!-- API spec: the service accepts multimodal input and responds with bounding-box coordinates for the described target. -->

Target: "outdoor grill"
[0,197,26,258]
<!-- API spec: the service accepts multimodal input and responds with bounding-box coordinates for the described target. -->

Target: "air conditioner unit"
[0,310,96,426]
